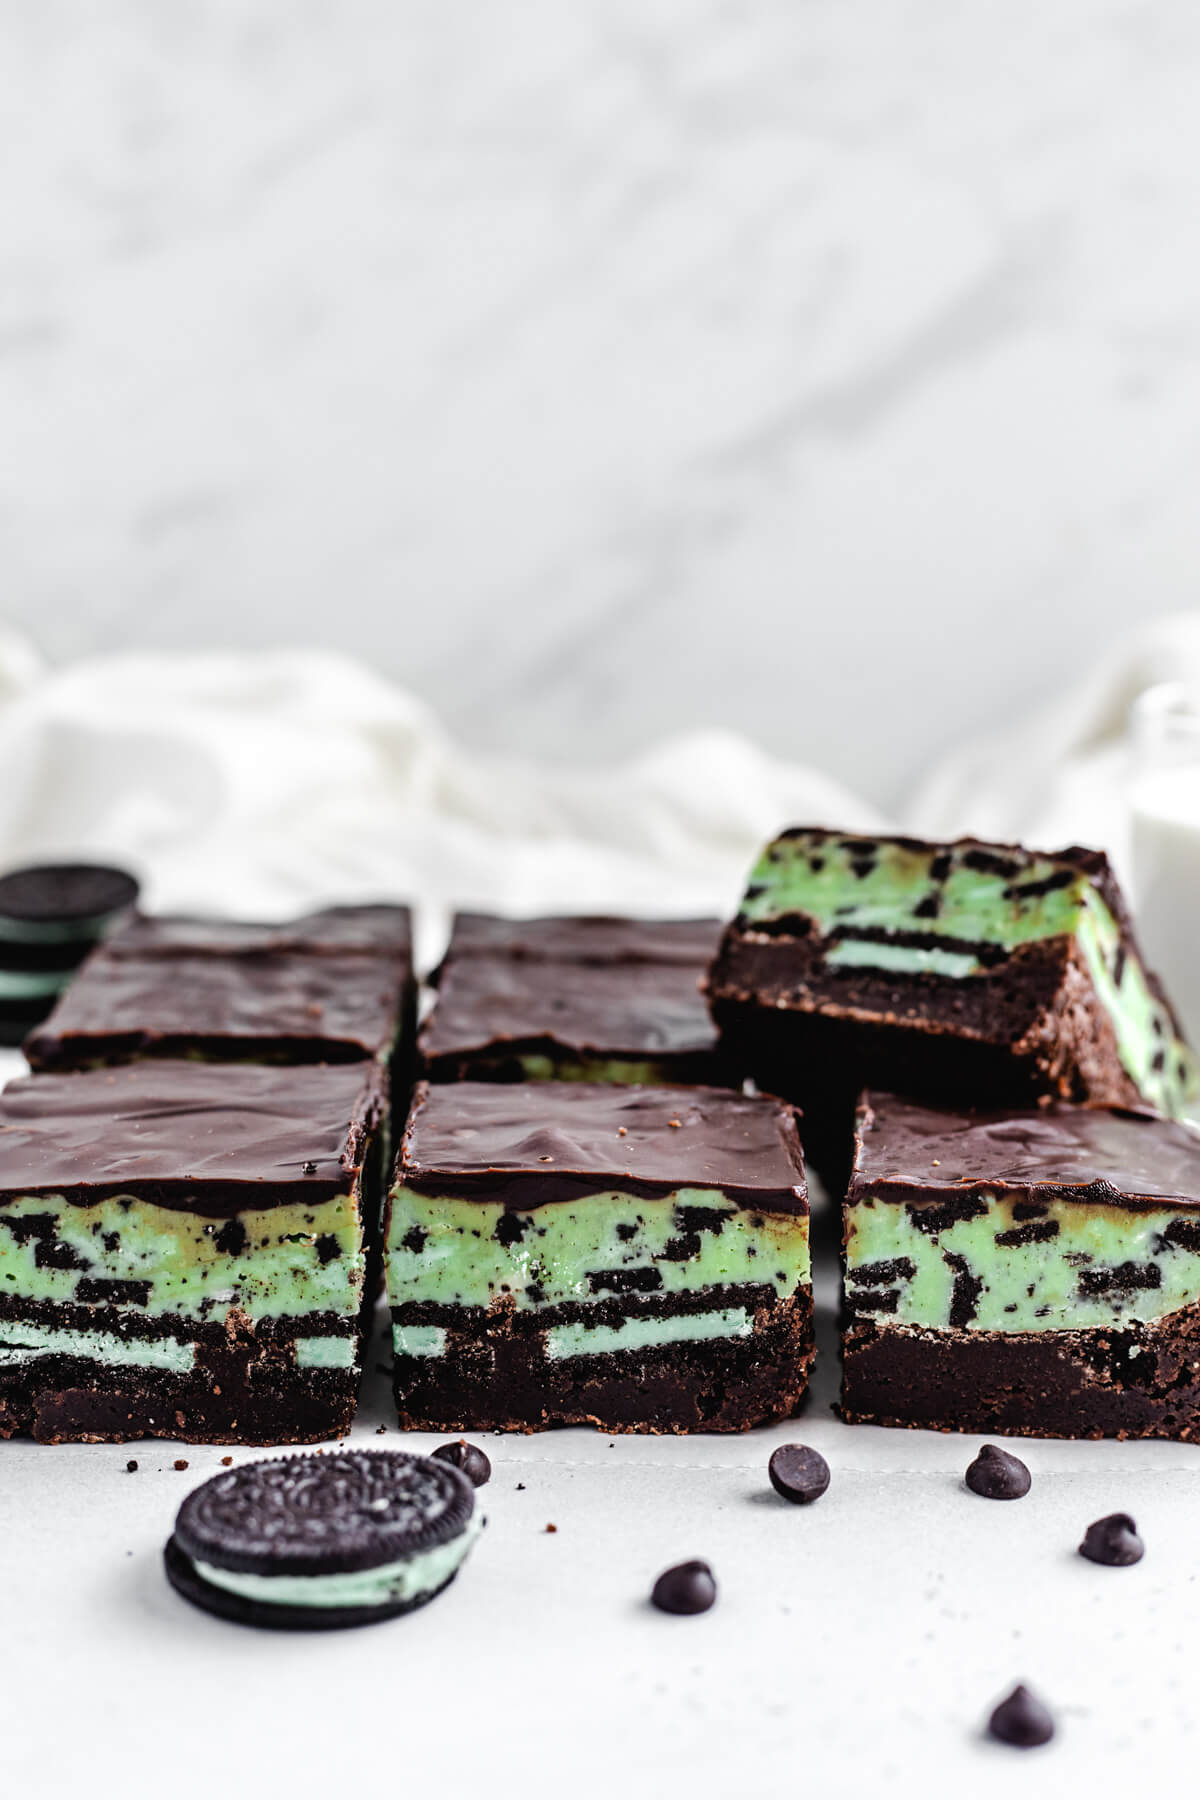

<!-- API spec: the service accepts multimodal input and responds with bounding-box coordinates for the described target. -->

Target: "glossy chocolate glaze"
[107,904,412,962]
[0,1059,383,1212]
[419,954,717,1062]
[399,1080,806,1212]
[440,913,722,968]
[853,1092,1200,1208]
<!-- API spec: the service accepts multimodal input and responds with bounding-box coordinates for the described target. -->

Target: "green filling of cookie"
[736,831,1197,1117]
[191,1511,481,1611]
[845,1191,1200,1330]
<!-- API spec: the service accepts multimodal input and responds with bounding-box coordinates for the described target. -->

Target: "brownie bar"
[434,913,722,980]
[0,1060,385,1444]
[841,1091,1200,1439]
[386,1081,812,1433]
[105,903,412,962]
[24,901,416,1077]
[419,952,734,1088]
[706,828,1198,1181]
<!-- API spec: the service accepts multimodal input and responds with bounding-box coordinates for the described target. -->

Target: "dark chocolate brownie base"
[841,1307,1200,1440]
[163,1536,457,1631]
[712,937,1153,1194]
[392,1293,814,1434]
[0,1352,359,1446]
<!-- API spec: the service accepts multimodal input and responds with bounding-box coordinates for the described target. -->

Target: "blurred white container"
[1130,683,1200,1047]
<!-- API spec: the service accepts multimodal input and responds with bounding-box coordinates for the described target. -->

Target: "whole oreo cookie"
[165,1450,480,1630]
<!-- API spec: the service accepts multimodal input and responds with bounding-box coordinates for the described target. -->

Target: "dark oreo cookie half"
[165,1449,479,1630]
[0,863,139,1046]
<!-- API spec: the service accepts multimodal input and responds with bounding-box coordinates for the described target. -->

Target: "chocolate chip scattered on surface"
[1079,1512,1144,1566]
[431,1440,491,1488]
[768,1443,830,1505]
[651,1559,716,1616]
[987,1684,1054,1748]
[965,1444,1030,1500]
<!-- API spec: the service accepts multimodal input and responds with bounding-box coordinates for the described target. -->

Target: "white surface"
[1,627,1199,1788]
[5,6,1200,806]
[8,1241,1200,1800]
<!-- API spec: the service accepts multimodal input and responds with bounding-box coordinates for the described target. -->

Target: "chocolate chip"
[987,1684,1054,1748]
[651,1559,716,1616]
[768,1444,830,1505]
[965,1444,1031,1500]
[125,1459,138,1473]
[431,1440,491,1488]
[1079,1512,1144,1567]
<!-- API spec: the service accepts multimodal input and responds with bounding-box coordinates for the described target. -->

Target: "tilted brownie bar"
[386,1081,812,1433]
[25,946,412,1073]
[0,1060,385,1443]
[706,828,1197,1181]
[106,903,412,962]
[419,953,734,1088]
[841,1091,1200,1439]
[434,913,722,981]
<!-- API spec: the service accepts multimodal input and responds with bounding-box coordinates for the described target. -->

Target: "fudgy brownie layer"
[840,1308,1200,1440]
[0,1351,359,1445]
[391,1291,814,1434]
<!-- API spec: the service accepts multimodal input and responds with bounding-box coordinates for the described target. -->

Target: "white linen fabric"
[0,613,1194,967]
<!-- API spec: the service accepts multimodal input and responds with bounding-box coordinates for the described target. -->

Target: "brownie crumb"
[545,1523,557,1534]
[174,1459,189,1472]
[220,1456,233,1467]
[516,1482,526,1491]
[375,1425,388,1435]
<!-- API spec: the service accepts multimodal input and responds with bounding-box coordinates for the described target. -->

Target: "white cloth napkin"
[0,612,1194,967]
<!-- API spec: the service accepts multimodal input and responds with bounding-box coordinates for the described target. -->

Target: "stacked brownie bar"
[420,912,734,1087]
[708,825,1200,1438]
[385,913,816,1431]
[0,904,414,1444]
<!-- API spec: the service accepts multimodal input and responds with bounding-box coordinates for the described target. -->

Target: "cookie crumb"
[545,1523,557,1534]
[174,1459,189,1472]
[375,1425,388,1435]
[220,1456,233,1467]
[125,1459,138,1473]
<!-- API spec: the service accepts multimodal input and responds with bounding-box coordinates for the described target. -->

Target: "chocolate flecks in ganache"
[34,1238,90,1272]
[215,1217,247,1258]
[1077,1261,1162,1297]
[965,1444,1031,1500]
[1079,1512,1143,1567]
[944,1253,983,1327]
[75,1278,151,1306]
[588,1266,662,1296]
[907,1195,988,1236]
[987,1684,1055,1749]
[1160,1218,1200,1252]
[851,1257,916,1287]
[315,1234,341,1265]
[3,1213,56,1245]
[994,1219,1060,1248]
[493,1212,532,1248]
[675,1205,731,1237]
[651,1560,716,1616]
[768,1444,830,1505]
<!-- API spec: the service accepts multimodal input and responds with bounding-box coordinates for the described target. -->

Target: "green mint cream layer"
[387,1187,809,1358]
[845,1191,1200,1332]
[736,831,1197,1117]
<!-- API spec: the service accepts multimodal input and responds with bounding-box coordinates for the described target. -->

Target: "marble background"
[3,2,1200,810]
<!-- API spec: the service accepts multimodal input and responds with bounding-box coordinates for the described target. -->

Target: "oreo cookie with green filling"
[165,1450,481,1630]
[0,862,139,1045]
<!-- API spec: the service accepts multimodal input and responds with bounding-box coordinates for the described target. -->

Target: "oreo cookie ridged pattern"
[165,1450,481,1630]
[0,862,139,1046]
